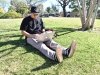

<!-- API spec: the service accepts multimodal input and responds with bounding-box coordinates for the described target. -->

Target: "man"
[20,6,77,62]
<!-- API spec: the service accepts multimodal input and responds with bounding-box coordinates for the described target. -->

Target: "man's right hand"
[33,34,40,39]
[21,30,40,39]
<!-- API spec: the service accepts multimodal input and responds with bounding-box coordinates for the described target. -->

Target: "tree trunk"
[81,0,86,30]
[63,6,66,17]
[77,0,99,31]
[77,0,84,27]
[84,0,97,30]
[90,0,100,30]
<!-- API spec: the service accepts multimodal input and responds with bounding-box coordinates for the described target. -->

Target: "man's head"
[30,6,40,19]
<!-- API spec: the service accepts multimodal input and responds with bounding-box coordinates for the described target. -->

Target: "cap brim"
[32,12,40,14]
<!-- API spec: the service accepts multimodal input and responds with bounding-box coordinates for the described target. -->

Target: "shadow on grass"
[0,27,77,71]
[30,27,77,71]
[52,27,77,37]
[0,29,19,32]
[0,35,24,58]
[0,34,58,71]
[22,45,58,72]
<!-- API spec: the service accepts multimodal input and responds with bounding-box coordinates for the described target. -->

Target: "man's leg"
[44,40,77,58]
[44,40,67,54]
[27,38,63,62]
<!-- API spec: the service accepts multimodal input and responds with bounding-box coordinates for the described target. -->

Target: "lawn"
[0,18,100,75]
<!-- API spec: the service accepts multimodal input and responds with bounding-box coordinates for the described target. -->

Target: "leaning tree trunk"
[77,0,100,31]
[90,0,100,29]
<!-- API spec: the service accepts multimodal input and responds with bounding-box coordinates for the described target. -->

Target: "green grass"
[0,18,100,75]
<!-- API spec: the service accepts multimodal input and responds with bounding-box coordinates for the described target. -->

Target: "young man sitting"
[20,6,77,62]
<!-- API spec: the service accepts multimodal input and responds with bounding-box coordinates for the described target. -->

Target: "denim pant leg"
[44,40,67,55]
[27,38,56,60]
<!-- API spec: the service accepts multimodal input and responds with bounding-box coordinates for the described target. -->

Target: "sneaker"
[56,46,63,62]
[66,40,77,58]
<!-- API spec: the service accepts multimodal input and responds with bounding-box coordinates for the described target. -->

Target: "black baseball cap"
[30,6,40,14]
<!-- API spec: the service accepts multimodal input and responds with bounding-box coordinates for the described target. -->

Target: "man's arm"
[21,30,40,39]
[21,30,33,38]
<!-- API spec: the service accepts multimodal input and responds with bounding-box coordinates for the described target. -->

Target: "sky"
[43,0,71,12]
[4,0,71,12]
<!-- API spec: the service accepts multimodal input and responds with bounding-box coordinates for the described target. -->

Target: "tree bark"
[81,0,86,30]
[77,0,84,27]
[90,0,100,29]
[63,6,66,17]
[77,0,99,31]
[85,0,97,29]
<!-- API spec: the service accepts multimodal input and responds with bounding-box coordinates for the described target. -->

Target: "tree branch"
[85,0,97,27]
[56,0,63,7]
[77,0,84,26]
[65,0,71,6]
[90,0,100,29]
[82,0,86,26]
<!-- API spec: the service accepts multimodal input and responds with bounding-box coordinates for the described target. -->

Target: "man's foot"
[66,40,77,58]
[56,46,63,62]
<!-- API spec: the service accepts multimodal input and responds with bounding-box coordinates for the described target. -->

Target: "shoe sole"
[68,40,77,58]
[56,46,63,62]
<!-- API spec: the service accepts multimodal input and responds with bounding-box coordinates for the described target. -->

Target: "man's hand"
[33,34,40,39]
[21,31,40,39]
[42,29,45,33]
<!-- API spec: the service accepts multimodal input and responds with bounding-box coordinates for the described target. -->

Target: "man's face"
[30,13,39,19]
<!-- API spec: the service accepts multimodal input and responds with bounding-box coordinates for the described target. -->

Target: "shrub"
[1,11,22,19]
[0,12,4,18]
[0,7,5,13]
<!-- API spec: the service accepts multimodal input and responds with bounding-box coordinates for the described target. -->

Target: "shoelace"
[54,54,58,62]
[66,46,71,56]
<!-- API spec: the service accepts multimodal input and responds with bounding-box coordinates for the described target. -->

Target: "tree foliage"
[37,4,44,15]
[52,5,59,13]
[10,0,46,14]
[69,0,79,12]
[69,0,92,12]
[0,0,8,9]
[46,7,51,13]
[8,6,16,12]
[0,7,5,13]
[10,0,28,14]
[25,0,46,5]
[25,0,47,11]
[46,5,59,14]
[0,11,22,19]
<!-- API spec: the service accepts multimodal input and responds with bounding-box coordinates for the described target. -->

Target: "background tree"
[56,0,71,17]
[77,0,100,31]
[0,7,5,13]
[0,7,4,18]
[46,7,51,14]
[97,9,100,18]
[25,0,47,11]
[38,4,44,15]
[10,0,28,14]
[51,5,59,13]
[69,0,91,15]
[0,0,8,9]
[25,0,46,5]
[69,0,79,12]
[8,6,16,12]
